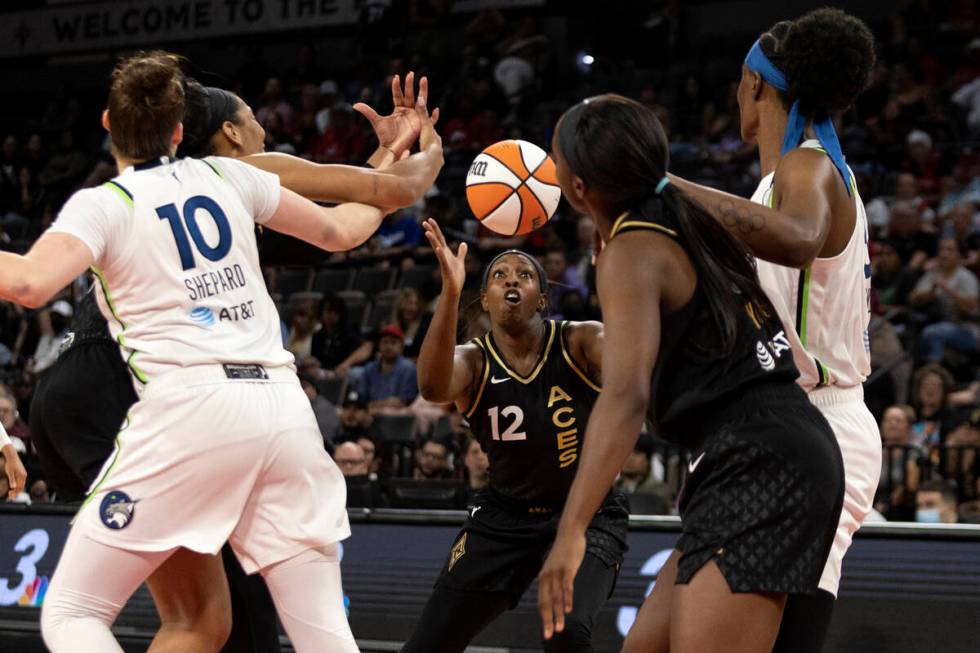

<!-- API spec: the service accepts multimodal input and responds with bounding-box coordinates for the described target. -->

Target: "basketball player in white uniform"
[0,51,440,653]
[669,9,880,652]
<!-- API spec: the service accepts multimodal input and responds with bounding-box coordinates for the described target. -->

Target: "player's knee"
[41,587,114,652]
[542,613,593,652]
[157,586,232,648]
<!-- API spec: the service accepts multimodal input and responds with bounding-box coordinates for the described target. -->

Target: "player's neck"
[756,106,789,178]
[492,318,547,366]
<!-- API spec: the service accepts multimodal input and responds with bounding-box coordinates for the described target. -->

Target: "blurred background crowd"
[0,0,977,524]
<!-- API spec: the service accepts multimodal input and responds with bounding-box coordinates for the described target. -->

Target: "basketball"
[465,139,561,236]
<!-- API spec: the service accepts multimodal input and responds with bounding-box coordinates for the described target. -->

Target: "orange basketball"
[465,140,561,236]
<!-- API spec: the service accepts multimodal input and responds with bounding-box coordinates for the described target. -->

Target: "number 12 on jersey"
[157,195,232,271]
[488,405,527,441]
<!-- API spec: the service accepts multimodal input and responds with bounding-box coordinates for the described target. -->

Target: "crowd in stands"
[0,1,978,523]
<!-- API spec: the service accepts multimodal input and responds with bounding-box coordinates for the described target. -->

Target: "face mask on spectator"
[916,509,941,524]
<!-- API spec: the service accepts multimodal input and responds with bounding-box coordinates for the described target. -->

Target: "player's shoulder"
[562,320,603,344]
[775,146,836,186]
[64,182,127,213]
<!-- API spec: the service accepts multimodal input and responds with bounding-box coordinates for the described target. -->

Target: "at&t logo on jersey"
[100,491,139,530]
[189,306,216,327]
[756,330,791,371]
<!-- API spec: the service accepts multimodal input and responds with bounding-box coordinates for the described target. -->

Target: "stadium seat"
[398,265,436,291]
[336,290,369,329]
[316,376,346,405]
[312,268,354,293]
[374,414,417,444]
[384,478,465,510]
[365,289,401,331]
[273,268,311,297]
[351,267,396,295]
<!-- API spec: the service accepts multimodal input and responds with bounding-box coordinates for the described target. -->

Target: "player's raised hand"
[423,219,466,297]
[537,529,585,640]
[415,76,442,153]
[354,72,439,161]
[2,444,27,500]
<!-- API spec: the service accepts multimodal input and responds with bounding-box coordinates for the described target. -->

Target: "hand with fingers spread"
[2,443,27,500]
[537,528,585,640]
[355,72,442,164]
[423,219,466,298]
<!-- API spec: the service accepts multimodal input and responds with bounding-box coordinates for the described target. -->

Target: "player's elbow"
[11,279,49,309]
[418,377,450,404]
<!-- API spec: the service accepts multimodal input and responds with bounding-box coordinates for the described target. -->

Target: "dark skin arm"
[669,148,848,269]
[538,231,678,639]
[416,218,483,409]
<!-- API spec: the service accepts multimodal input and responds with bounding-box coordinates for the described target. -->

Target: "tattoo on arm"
[372,173,380,200]
[716,199,765,235]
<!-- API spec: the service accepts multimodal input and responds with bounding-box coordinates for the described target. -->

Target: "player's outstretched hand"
[423,219,465,297]
[537,529,585,640]
[415,77,442,154]
[354,72,440,161]
[2,444,27,500]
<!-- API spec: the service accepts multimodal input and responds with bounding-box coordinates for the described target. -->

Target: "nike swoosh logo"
[688,452,705,474]
[490,376,511,384]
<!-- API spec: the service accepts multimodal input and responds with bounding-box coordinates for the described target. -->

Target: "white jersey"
[48,156,292,385]
[751,140,872,392]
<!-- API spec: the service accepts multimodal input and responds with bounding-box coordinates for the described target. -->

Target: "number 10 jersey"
[48,156,292,387]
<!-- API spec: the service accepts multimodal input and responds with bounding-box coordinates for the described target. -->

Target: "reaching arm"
[0,233,94,308]
[416,219,480,405]
[669,149,835,269]
[263,190,386,252]
[538,233,665,639]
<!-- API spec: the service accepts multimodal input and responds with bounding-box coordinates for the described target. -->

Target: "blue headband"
[744,39,851,195]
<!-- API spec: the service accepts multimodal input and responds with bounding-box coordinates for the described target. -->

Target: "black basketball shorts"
[675,383,844,595]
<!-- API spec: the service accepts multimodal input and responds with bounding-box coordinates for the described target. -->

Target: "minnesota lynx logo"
[448,533,468,571]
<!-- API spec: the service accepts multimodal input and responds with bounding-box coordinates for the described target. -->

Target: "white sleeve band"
[0,421,10,448]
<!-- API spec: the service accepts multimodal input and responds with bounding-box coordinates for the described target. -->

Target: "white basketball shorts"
[809,384,882,596]
[73,364,350,574]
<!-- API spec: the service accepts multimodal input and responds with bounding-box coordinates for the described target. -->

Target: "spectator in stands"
[911,364,956,448]
[298,373,340,445]
[945,201,979,270]
[334,440,369,477]
[285,300,317,357]
[462,436,488,496]
[872,239,920,308]
[942,407,980,502]
[877,404,921,519]
[358,324,418,412]
[542,245,587,319]
[887,201,937,268]
[373,209,424,262]
[315,80,340,134]
[30,479,50,504]
[29,300,72,375]
[255,77,295,133]
[915,479,959,523]
[38,129,88,207]
[311,294,372,378]
[390,288,432,359]
[615,438,671,514]
[354,432,381,480]
[894,173,937,224]
[336,391,375,438]
[902,130,942,200]
[414,436,453,480]
[0,392,30,455]
[910,238,979,362]
[313,102,366,163]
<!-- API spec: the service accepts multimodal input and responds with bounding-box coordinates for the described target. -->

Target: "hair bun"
[780,8,875,116]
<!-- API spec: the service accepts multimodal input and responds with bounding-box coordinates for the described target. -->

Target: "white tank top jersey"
[751,140,872,392]
[47,156,292,385]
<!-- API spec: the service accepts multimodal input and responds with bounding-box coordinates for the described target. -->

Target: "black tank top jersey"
[608,208,799,448]
[71,290,112,341]
[464,320,600,507]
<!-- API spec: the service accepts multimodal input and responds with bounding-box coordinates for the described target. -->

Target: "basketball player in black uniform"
[29,74,441,652]
[538,95,844,653]
[400,219,627,653]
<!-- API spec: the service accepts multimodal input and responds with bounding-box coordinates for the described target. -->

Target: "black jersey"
[608,207,799,448]
[464,320,600,507]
